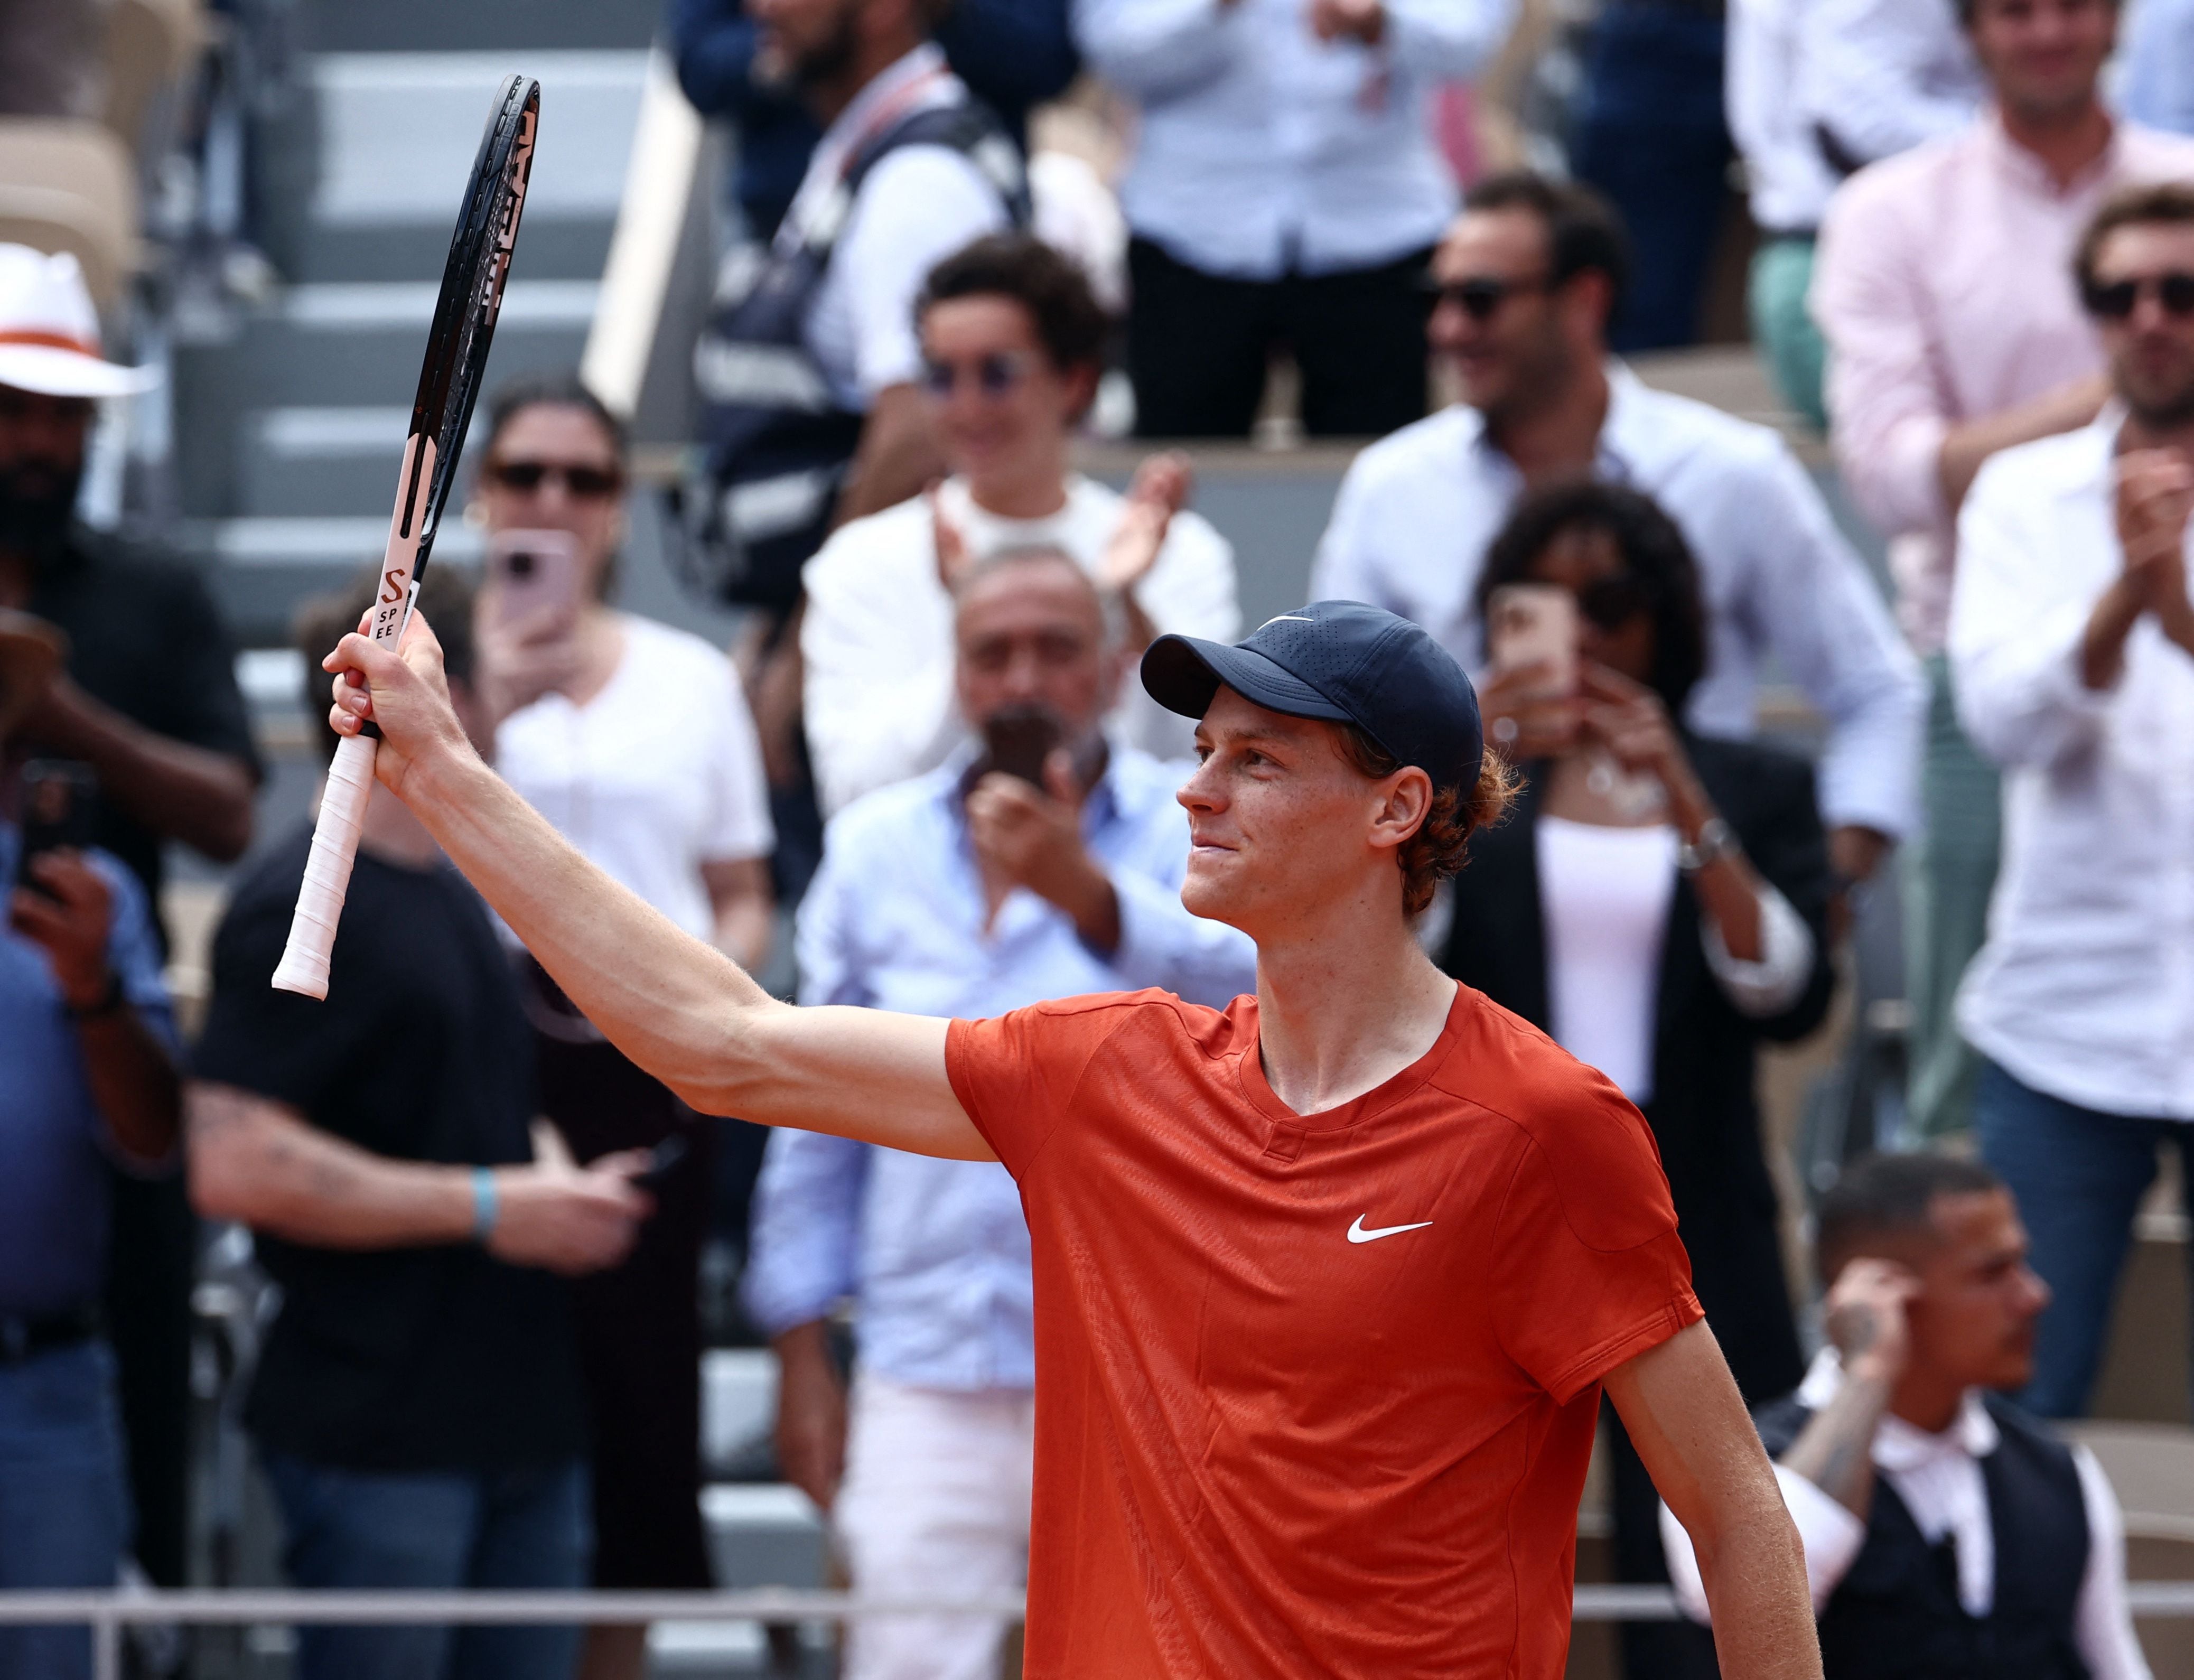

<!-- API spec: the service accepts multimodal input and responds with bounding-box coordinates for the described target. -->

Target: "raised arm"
[322,612,992,1162]
[1604,1320,1823,1680]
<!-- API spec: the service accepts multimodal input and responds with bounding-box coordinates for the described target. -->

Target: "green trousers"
[1903,655,2003,1139]
[1748,237,1828,433]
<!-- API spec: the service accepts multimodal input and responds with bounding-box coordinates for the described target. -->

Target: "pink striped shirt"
[1812,112,2194,652]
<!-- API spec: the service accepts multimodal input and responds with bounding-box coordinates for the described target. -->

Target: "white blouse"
[1537,816,1820,1104]
[496,614,775,944]
[1538,819,1680,1103]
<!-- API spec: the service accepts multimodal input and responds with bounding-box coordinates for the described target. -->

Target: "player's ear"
[1369,766,1433,853]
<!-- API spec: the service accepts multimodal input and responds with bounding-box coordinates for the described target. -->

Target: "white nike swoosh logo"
[1347,1215,1434,1244]
[1259,613,1315,627]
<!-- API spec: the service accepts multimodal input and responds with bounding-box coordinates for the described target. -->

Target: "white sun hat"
[0,245,157,399]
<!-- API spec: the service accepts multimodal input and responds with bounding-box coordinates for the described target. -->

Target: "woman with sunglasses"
[470,374,775,1680]
[1441,480,1835,1680]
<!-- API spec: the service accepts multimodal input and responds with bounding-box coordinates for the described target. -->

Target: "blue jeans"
[1570,2,1732,351]
[262,1454,591,1680]
[0,1339,130,1680]
[1976,1059,2194,1417]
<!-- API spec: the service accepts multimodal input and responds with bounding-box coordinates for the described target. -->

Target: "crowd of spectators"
[3,0,2194,1677]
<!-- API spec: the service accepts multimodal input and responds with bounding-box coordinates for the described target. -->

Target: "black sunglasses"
[487,459,623,499]
[1575,574,1654,631]
[919,351,1032,399]
[2082,271,2194,321]
[1427,273,1556,322]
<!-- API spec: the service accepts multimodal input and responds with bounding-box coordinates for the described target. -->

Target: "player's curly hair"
[1332,725,1519,917]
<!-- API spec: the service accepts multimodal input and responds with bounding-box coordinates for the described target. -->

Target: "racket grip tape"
[270,731,378,998]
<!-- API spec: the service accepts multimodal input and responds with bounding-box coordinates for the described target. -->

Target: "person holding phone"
[0,609,180,1680]
[1443,480,1837,1680]
[746,543,1255,1680]
[469,374,776,1680]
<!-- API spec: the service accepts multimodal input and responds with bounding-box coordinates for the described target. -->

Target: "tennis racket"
[272,74,540,998]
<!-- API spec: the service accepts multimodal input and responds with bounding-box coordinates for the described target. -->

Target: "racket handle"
[272,732,378,998]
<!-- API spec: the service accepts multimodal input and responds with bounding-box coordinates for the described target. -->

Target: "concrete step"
[240,406,411,518]
[195,515,484,646]
[303,0,658,53]
[175,279,596,518]
[701,1484,828,1591]
[297,51,643,283]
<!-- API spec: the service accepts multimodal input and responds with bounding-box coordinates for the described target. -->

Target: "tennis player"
[323,599,1818,1679]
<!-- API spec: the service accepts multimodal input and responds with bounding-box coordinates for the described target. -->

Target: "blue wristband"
[470,1166,499,1243]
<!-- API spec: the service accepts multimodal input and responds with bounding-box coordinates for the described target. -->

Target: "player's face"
[1178,689,1424,935]
[1429,211,1584,424]
[2092,223,2194,428]
[919,296,1093,494]
[954,556,1120,741]
[475,403,626,596]
[1901,1189,2051,1395]
[1967,0,2115,122]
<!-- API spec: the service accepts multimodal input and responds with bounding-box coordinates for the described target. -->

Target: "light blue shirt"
[2122,0,2194,136]
[1074,0,1514,279]
[0,826,175,1314]
[742,745,1257,1389]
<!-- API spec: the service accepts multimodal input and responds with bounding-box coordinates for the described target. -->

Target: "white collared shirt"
[782,44,1014,408]
[1308,369,1925,839]
[1949,415,2194,1119]
[1725,0,1840,234]
[1072,0,1513,280]
[1796,0,1982,175]
[1659,1350,2150,1680]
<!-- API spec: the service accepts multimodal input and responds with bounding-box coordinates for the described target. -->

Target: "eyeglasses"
[486,459,623,499]
[919,351,1032,399]
[1426,273,1556,322]
[2081,271,2194,321]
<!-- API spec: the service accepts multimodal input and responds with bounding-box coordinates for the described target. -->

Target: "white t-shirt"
[496,614,774,944]
[787,45,1013,410]
[800,474,1240,817]
[1537,817,1679,1104]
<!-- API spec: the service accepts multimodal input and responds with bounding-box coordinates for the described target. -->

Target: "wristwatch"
[1676,816,1738,873]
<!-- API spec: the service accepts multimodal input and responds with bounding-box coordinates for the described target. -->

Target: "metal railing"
[13,1583,2194,1680]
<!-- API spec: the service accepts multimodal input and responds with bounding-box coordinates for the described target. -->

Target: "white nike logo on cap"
[1259,614,1315,627]
[1347,1215,1433,1244]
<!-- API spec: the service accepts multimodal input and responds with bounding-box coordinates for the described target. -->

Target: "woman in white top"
[471,375,773,1677]
[1439,481,1836,1680]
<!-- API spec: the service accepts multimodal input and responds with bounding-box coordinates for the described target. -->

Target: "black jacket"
[1440,733,1835,1402]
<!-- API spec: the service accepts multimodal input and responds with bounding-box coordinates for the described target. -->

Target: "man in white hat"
[0,606,183,1680]
[0,243,258,1591]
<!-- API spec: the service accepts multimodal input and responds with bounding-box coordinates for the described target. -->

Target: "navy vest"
[1755,1392,2090,1680]
[688,95,1028,611]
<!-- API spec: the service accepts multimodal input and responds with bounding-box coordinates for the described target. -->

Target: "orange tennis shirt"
[944,982,1703,1678]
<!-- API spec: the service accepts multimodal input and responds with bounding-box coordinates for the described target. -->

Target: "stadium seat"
[102,0,206,155]
[0,118,139,305]
[2061,1421,2194,1674]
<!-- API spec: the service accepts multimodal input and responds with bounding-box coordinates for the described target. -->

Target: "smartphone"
[1486,583,1579,699]
[485,528,581,627]
[979,704,1064,789]
[15,759,97,897]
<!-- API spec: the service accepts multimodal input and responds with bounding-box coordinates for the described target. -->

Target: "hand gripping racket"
[272,75,540,998]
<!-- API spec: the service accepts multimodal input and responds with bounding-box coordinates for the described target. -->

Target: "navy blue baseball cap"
[1141,601,1485,794]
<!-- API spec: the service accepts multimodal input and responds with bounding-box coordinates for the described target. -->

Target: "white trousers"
[835,1378,1035,1680]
